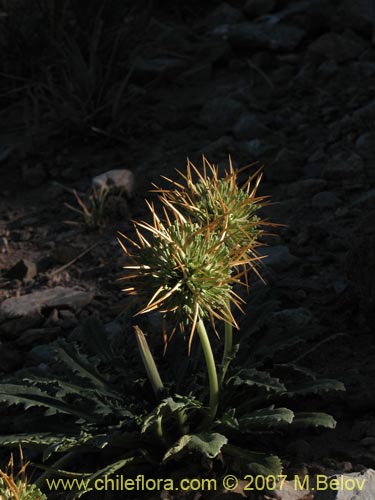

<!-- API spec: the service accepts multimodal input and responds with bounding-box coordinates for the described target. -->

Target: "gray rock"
[244,0,276,19]
[214,22,305,52]
[312,191,339,210]
[287,179,327,198]
[0,287,94,321]
[17,327,60,347]
[313,469,375,499]
[0,315,43,337]
[6,259,37,280]
[273,469,375,500]
[199,98,246,138]
[272,307,313,328]
[240,138,275,160]
[233,113,269,140]
[92,169,134,199]
[258,245,297,271]
[308,32,365,62]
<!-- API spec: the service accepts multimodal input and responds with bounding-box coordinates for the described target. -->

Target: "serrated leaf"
[292,412,337,429]
[163,432,228,461]
[285,379,345,397]
[223,444,282,476]
[0,384,96,421]
[52,342,109,391]
[0,433,66,449]
[239,407,294,430]
[229,369,286,392]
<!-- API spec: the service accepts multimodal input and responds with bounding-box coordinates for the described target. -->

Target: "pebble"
[257,245,297,272]
[214,22,305,52]
[272,307,313,328]
[92,169,134,199]
[0,286,95,320]
[233,113,269,140]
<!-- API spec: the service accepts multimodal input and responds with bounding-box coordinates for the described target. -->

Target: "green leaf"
[285,379,345,397]
[52,342,109,391]
[239,407,294,430]
[223,444,282,476]
[229,369,286,392]
[214,408,239,431]
[0,384,96,421]
[141,396,202,434]
[292,412,337,429]
[164,432,228,461]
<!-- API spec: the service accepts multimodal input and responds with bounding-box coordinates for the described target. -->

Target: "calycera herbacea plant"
[118,156,270,423]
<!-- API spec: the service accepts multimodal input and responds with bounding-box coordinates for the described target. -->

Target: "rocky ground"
[0,0,375,498]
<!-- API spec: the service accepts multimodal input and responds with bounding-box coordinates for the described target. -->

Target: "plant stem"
[196,317,219,422]
[220,298,233,385]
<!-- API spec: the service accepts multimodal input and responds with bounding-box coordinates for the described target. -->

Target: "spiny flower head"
[154,156,273,281]
[118,202,251,350]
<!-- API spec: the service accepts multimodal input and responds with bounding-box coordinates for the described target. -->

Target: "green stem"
[220,298,233,385]
[196,317,219,423]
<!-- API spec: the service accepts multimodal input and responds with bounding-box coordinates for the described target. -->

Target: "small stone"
[0,315,42,337]
[244,0,276,18]
[313,469,375,499]
[215,22,305,52]
[92,169,134,199]
[6,259,37,280]
[0,287,95,321]
[240,139,275,161]
[272,308,313,328]
[258,245,297,271]
[312,191,339,210]
[17,327,60,347]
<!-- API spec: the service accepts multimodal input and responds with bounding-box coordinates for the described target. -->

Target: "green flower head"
[118,202,247,351]
[155,156,274,282]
